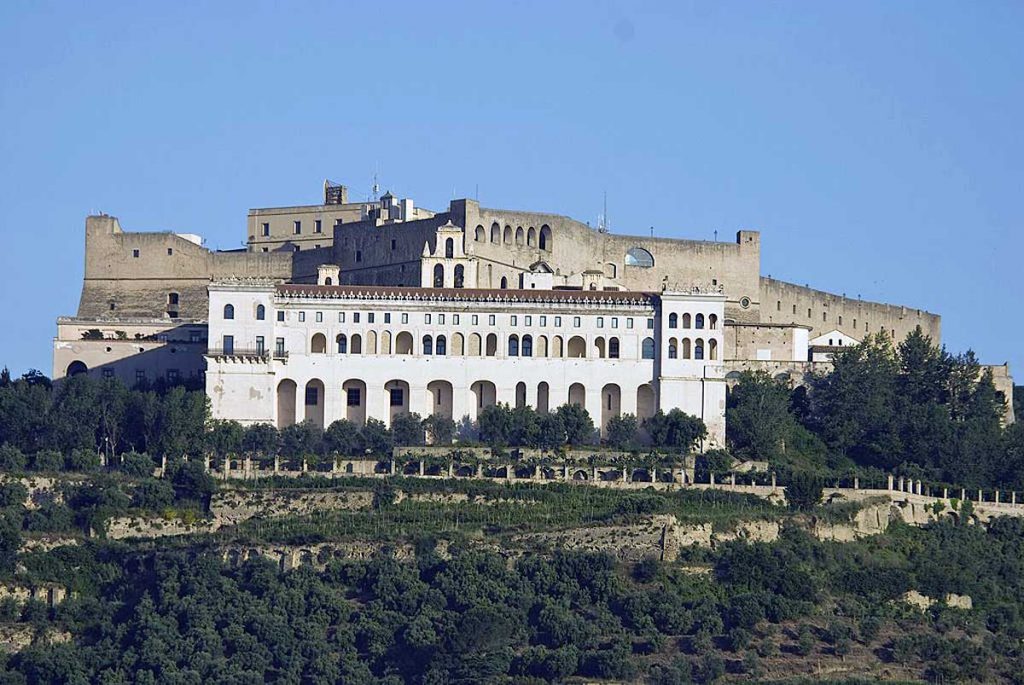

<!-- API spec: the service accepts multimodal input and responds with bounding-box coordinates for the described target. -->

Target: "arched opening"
[395,332,414,355]
[256,304,265,320]
[304,379,325,428]
[471,380,497,412]
[503,225,512,244]
[682,338,692,359]
[668,338,678,359]
[709,338,718,360]
[608,337,620,359]
[567,336,586,358]
[311,333,327,354]
[452,332,464,355]
[695,314,705,329]
[485,333,498,356]
[427,380,454,421]
[423,335,434,355]
[384,380,410,424]
[552,335,564,357]
[539,224,551,251]
[324,277,332,286]
[491,222,500,243]
[694,339,704,360]
[709,314,718,329]
[527,226,537,246]
[522,335,533,357]
[336,334,348,354]
[537,382,550,413]
[343,379,366,425]
[468,333,482,356]
[223,304,235,320]
[366,330,378,354]
[604,263,617,279]
[445,237,454,259]
[433,264,444,288]
[515,226,524,245]
[642,337,655,359]
[66,360,88,377]
[436,335,447,356]
[568,383,586,408]
[595,337,606,358]
[508,335,519,357]
[350,333,362,354]
[277,379,297,428]
[668,313,678,329]
[625,247,654,267]
[500,276,508,289]
[454,264,465,288]
[683,313,692,329]
[601,383,621,435]
[380,330,392,355]
[637,384,656,421]
[475,225,485,242]
[536,335,548,357]
[515,382,527,408]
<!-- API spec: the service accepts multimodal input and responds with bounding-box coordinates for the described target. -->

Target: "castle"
[54,181,1014,443]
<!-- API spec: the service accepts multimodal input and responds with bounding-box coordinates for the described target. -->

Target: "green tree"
[324,419,361,455]
[206,419,244,459]
[605,413,638,450]
[29,448,63,472]
[536,412,566,450]
[169,460,216,506]
[557,404,595,446]
[391,412,425,447]
[423,413,456,446]
[0,443,26,470]
[279,420,323,458]
[645,409,706,452]
[360,418,392,456]
[786,470,823,510]
[132,478,175,510]
[242,423,279,459]
[726,370,793,461]
[478,404,513,447]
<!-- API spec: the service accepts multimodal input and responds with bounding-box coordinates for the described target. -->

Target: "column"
[409,384,431,420]
[853,476,859,490]
[887,474,894,491]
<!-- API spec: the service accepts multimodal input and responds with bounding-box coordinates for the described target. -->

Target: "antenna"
[597,190,609,233]
[650,225,654,238]
[714,229,718,242]
[371,164,380,201]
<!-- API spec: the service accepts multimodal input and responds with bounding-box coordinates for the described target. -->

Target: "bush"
[786,471,823,510]
[30,449,64,472]
[0,444,26,471]
[65,448,100,472]
[0,481,27,508]
[132,478,176,510]
[170,460,216,505]
[119,451,156,478]
[606,414,638,450]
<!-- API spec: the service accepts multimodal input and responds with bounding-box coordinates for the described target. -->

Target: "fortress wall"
[760,277,941,343]
[454,201,762,322]
[726,323,809,362]
[331,214,450,286]
[247,203,369,251]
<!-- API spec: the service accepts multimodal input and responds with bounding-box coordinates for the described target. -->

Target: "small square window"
[132,249,140,258]
[135,370,146,383]
[277,310,285,322]
[489,315,496,325]
[299,312,306,322]
[102,368,114,379]
[647,318,654,329]
[402,313,409,324]
[368,313,375,324]
[262,247,268,252]
[339,312,346,323]
[167,248,173,256]
[384,313,391,323]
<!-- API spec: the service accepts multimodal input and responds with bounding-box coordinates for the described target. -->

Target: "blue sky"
[1,1,1021,377]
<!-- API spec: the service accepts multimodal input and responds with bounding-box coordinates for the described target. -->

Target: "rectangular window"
[539,315,547,326]
[525,315,532,326]
[135,370,146,384]
[823,311,827,322]
[390,388,404,407]
[314,219,322,234]
[839,315,843,325]
[611,317,618,329]
[384,313,391,324]
[808,308,812,318]
[102,368,114,379]
[262,222,270,236]
[298,312,306,322]
[368,313,375,324]
[132,249,140,258]
[777,300,781,311]
[305,385,318,406]
[438,314,445,324]
[223,335,234,355]
[489,315,496,326]
[510,315,517,326]
[189,330,201,343]
[627,318,634,329]
[338,312,345,323]
[353,313,360,323]
[347,388,361,406]
[555,316,562,327]
[793,305,797,314]
[315,311,323,323]
[472,314,479,325]
[167,369,180,382]
[167,248,173,256]
[277,311,285,322]
[453,314,459,325]
[597,317,604,328]
[391,239,396,250]
[255,336,265,354]
[294,220,301,235]
[275,338,285,356]
[647,318,654,329]
[356,251,362,262]
[425,314,432,324]
[574,317,581,328]
[402,313,409,324]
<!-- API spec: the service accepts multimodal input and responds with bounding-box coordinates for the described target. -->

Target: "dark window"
[102,368,114,379]
[167,248,173,256]
[384,313,391,323]
[337,335,347,354]
[508,336,519,357]
[390,388,404,407]
[695,343,704,360]
[454,264,464,288]
[223,335,234,354]
[256,304,265,320]
[391,239,396,250]
[275,338,285,356]
[368,313,375,324]
[353,313,360,323]
[294,220,301,235]
[433,264,444,288]
[168,292,179,306]
[277,310,285,322]
[135,370,146,383]
[668,313,678,328]
[522,335,532,357]
[189,330,201,343]
[314,219,322,234]
[132,249,140,258]
[423,336,433,355]
[305,386,318,406]
[167,311,178,319]
[261,222,270,236]
[255,336,265,354]
[167,369,180,382]
[695,314,705,329]
[436,335,447,355]
[223,304,234,320]
[356,251,362,262]
[609,338,620,359]
[642,337,655,359]
[347,388,361,406]
[445,237,454,258]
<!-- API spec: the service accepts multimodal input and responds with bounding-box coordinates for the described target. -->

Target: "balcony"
[206,347,287,361]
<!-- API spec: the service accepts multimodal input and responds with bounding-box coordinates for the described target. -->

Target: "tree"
[132,478,175,510]
[423,414,456,446]
[169,460,216,506]
[29,449,63,472]
[786,471,823,510]
[726,370,793,461]
[557,404,595,446]
[536,412,566,450]
[391,412,425,447]
[119,451,156,477]
[478,404,513,448]
[324,419,361,455]
[360,418,392,456]
[242,423,279,459]
[206,420,244,459]
[605,414,638,450]
[645,409,706,453]
[279,420,323,458]
[0,444,26,470]
[509,406,540,447]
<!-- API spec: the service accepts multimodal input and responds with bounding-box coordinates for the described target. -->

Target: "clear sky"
[1,1,1021,377]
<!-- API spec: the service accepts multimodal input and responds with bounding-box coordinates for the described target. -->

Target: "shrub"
[0,444,26,471]
[30,449,64,472]
[119,451,156,478]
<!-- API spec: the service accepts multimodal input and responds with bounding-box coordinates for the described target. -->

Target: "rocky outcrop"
[0,625,70,653]
[210,489,373,527]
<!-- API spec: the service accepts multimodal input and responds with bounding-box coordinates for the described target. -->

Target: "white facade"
[205,282,727,446]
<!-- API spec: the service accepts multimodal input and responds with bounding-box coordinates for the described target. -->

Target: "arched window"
[336,334,348,354]
[527,226,537,246]
[522,335,533,357]
[167,292,179,306]
[539,224,551,251]
[709,314,718,330]
[668,313,678,329]
[475,225,485,242]
[503,225,512,244]
[350,334,362,354]
[433,264,444,288]
[709,338,718,360]
[641,337,655,359]
[508,335,519,357]
[436,335,447,356]
[515,226,524,245]
[311,333,327,354]
[454,264,465,288]
[256,304,265,320]
[625,247,654,267]
[682,338,692,359]
[490,222,500,243]
[500,276,508,289]
[423,335,433,355]
[608,337,620,359]
[223,304,235,320]
[445,237,454,258]
[682,313,692,329]
[694,340,704,360]
[324,277,332,286]
[695,314,705,329]
[668,339,678,359]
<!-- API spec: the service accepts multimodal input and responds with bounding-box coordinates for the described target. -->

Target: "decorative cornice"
[275,284,659,307]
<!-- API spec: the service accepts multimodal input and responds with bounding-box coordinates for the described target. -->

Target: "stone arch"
[682,313,692,329]
[539,224,551,251]
[709,313,719,329]
[471,380,497,411]
[277,380,297,428]
[567,336,586,358]
[436,335,447,355]
[433,263,444,288]
[503,225,512,244]
[445,237,454,258]
[380,330,392,355]
[515,382,527,408]
[522,334,533,357]
[485,333,498,356]
[552,335,564,357]
[637,384,656,421]
[350,333,362,354]
[343,379,366,424]
[536,335,548,357]
[595,336,606,358]
[66,360,88,377]
[491,222,500,243]
[384,380,410,423]
[601,383,621,433]
[515,226,524,245]
[427,380,454,420]
[454,264,465,288]
[527,226,537,246]
[366,330,378,355]
[311,333,327,354]
[452,332,465,356]
[642,337,655,359]
[468,332,482,356]
[694,338,704,360]
[568,382,586,408]
[336,334,348,354]
[668,338,678,359]
[395,331,413,355]
[475,225,485,242]
[537,381,550,413]
[304,379,325,428]
[709,338,718,360]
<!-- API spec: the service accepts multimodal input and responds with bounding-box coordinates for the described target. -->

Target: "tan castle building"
[52,180,1014,426]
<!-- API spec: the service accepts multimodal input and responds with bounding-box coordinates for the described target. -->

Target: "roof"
[276,284,658,306]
